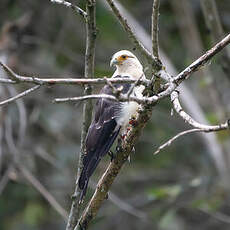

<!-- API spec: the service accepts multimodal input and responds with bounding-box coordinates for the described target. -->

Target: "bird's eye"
[121,55,127,59]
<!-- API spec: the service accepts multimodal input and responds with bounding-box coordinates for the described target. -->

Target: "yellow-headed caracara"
[78,50,145,200]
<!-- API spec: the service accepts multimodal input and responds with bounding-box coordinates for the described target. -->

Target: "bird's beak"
[110,58,119,67]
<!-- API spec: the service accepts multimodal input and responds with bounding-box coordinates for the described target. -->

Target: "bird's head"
[110,50,144,79]
[110,50,141,67]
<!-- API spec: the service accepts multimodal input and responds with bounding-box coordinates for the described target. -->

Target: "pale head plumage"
[110,50,144,80]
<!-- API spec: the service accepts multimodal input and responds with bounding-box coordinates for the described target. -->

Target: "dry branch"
[0,62,149,86]
[105,0,161,70]
[50,0,87,18]
[151,0,160,58]
[171,91,229,131]
[0,85,40,107]
[66,0,97,230]
[156,33,230,99]
[54,93,152,104]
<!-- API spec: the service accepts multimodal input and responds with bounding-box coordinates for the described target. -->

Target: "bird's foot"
[129,116,138,127]
[127,155,131,163]
[108,150,115,162]
[116,137,123,152]
[121,134,127,140]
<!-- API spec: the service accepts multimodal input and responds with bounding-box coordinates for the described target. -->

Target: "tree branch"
[50,0,87,19]
[171,91,229,131]
[154,128,203,155]
[105,0,161,70]
[54,93,151,104]
[173,33,230,84]
[66,0,97,230]
[0,85,41,107]
[0,62,149,86]
[156,33,230,98]
[151,0,160,58]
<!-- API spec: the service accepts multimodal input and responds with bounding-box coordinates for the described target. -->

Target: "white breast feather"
[116,85,144,131]
[116,101,139,127]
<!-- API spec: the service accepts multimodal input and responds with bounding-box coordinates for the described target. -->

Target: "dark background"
[0,0,230,229]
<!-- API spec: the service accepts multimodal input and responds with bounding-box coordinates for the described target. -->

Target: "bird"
[78,50,145,201]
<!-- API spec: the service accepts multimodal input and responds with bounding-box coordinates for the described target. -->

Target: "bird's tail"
[78,156,101,202]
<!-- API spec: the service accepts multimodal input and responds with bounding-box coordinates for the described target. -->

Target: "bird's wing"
[78,77,131,200]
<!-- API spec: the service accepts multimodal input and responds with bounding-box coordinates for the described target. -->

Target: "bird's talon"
[108,151,114,161]
[128,155,131,163]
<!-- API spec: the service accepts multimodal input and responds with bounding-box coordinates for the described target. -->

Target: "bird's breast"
[116,101,139,128]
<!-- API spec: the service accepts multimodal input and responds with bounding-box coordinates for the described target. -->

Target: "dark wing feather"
[78,76,131,200]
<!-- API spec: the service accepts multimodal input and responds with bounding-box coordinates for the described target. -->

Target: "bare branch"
[0,85,41,107]
[171,91,229,131]
[156,33,230,99]
[0,78,16,84]
[151,0,160,58]
[54,93,150,105]
[66,0,97,230]
[127,74,144,98]
[0,62,21,82]
[154,128,202,155]
[0,62,149,86]
[50,0,87,19]
[173,33,230,84]
[105,0,161,70]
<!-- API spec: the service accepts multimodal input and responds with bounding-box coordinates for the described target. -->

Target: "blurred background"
[0,0,230,229]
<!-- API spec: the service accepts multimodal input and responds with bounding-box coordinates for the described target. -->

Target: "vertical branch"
[151,0,161,94]
[151,0,160,58]
[201,0,230,77]
[66,1,96,230]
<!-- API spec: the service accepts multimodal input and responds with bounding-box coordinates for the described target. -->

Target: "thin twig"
[156,33,230,99]
[0,62,148,86]
[154,128,204,155]
[126,74,144,98]
[0,78,16,84]
[151,0,160,58]
[0,62,20,81]
[173,33,230,84]
[104,77,120,96]
[54,93,150,104]
[0,85,41,107]
[50,0,87,18]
